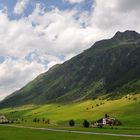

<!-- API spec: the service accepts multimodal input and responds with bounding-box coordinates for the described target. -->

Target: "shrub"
[114,119,122,126]
[33,118,37,122]
[96,104,99,107]
[97,123,103,128]
[83,120,90,128]
[69,120,75,127]
[133,97,137,101]
[42,118,45,122]
[37,118,40,123]
[45,119,50,124]
[33,118,40,123]
[105,114,109,118]
[100,102,104,105]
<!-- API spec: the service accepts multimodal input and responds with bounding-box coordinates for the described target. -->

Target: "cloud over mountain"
[0,0,140,99]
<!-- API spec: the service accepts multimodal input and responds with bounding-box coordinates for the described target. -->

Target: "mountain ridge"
[1,30,140,108]
[113,30,140,41]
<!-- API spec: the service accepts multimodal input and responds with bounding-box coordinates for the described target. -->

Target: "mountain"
[1,30,140,108]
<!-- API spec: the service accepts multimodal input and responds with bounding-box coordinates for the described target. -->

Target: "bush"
[133,97,137,101]
[33,118,37,122]
[69,120,75,127]
[83,120,90,128]
[97,123,103,128]
[33,118,40,123]
[114,119,122,126]
[96,104,99,107]
[42,118,45,122]
[45,119,50,124]
[105,114,109,118]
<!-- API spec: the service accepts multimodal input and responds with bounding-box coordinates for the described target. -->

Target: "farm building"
[94,117,122,127]
[0,115,9,124]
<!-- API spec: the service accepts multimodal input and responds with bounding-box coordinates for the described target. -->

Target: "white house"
[0,115,9,123]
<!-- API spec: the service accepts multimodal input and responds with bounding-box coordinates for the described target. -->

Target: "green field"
[0,94,140,140]
[0,94,140,128]
[0,125,139,140]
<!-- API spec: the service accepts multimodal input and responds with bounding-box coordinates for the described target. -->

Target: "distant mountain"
[1,30,140,108]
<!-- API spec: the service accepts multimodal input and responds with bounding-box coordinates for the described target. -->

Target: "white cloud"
[63,0,84,4]
[91,0,140,33]
[0,59,46,100]
[0,0,140,100]
[116,0,140,12]
[14,0,30,15]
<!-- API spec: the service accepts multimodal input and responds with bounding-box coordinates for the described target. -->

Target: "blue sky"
[0,0,94,20]
[0,0,140,100]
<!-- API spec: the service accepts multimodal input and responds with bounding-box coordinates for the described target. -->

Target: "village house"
[94,115,122,128]
[0,115,9,124]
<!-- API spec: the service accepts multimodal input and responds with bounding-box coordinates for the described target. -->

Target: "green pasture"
[0,94,140,128]
[0,125,139,140]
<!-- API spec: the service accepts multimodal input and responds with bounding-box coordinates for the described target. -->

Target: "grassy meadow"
[0,94,140,129]
[0,94,140,140]
[0,125,140,140]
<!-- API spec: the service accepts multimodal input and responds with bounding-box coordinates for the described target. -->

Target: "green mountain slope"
[1,30,140,108]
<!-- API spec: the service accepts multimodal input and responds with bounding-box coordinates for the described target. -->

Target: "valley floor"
[0,125,140,140]
[0,94,140,140]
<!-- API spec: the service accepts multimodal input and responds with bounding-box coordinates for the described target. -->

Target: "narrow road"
[1,124,140,138]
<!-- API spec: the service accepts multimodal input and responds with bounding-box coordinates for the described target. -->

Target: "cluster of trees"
[33,118,40,123]
[33,118,50,124]
[69,120,90,128]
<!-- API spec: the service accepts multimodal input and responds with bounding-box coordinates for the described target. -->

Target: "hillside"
[1,30,140,108]
[0,94,140,128]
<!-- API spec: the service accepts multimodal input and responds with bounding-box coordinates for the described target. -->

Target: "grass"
[51,126,140,135]
[0,94,140,129]
[0,125,140,140]
[0,94,140,140]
